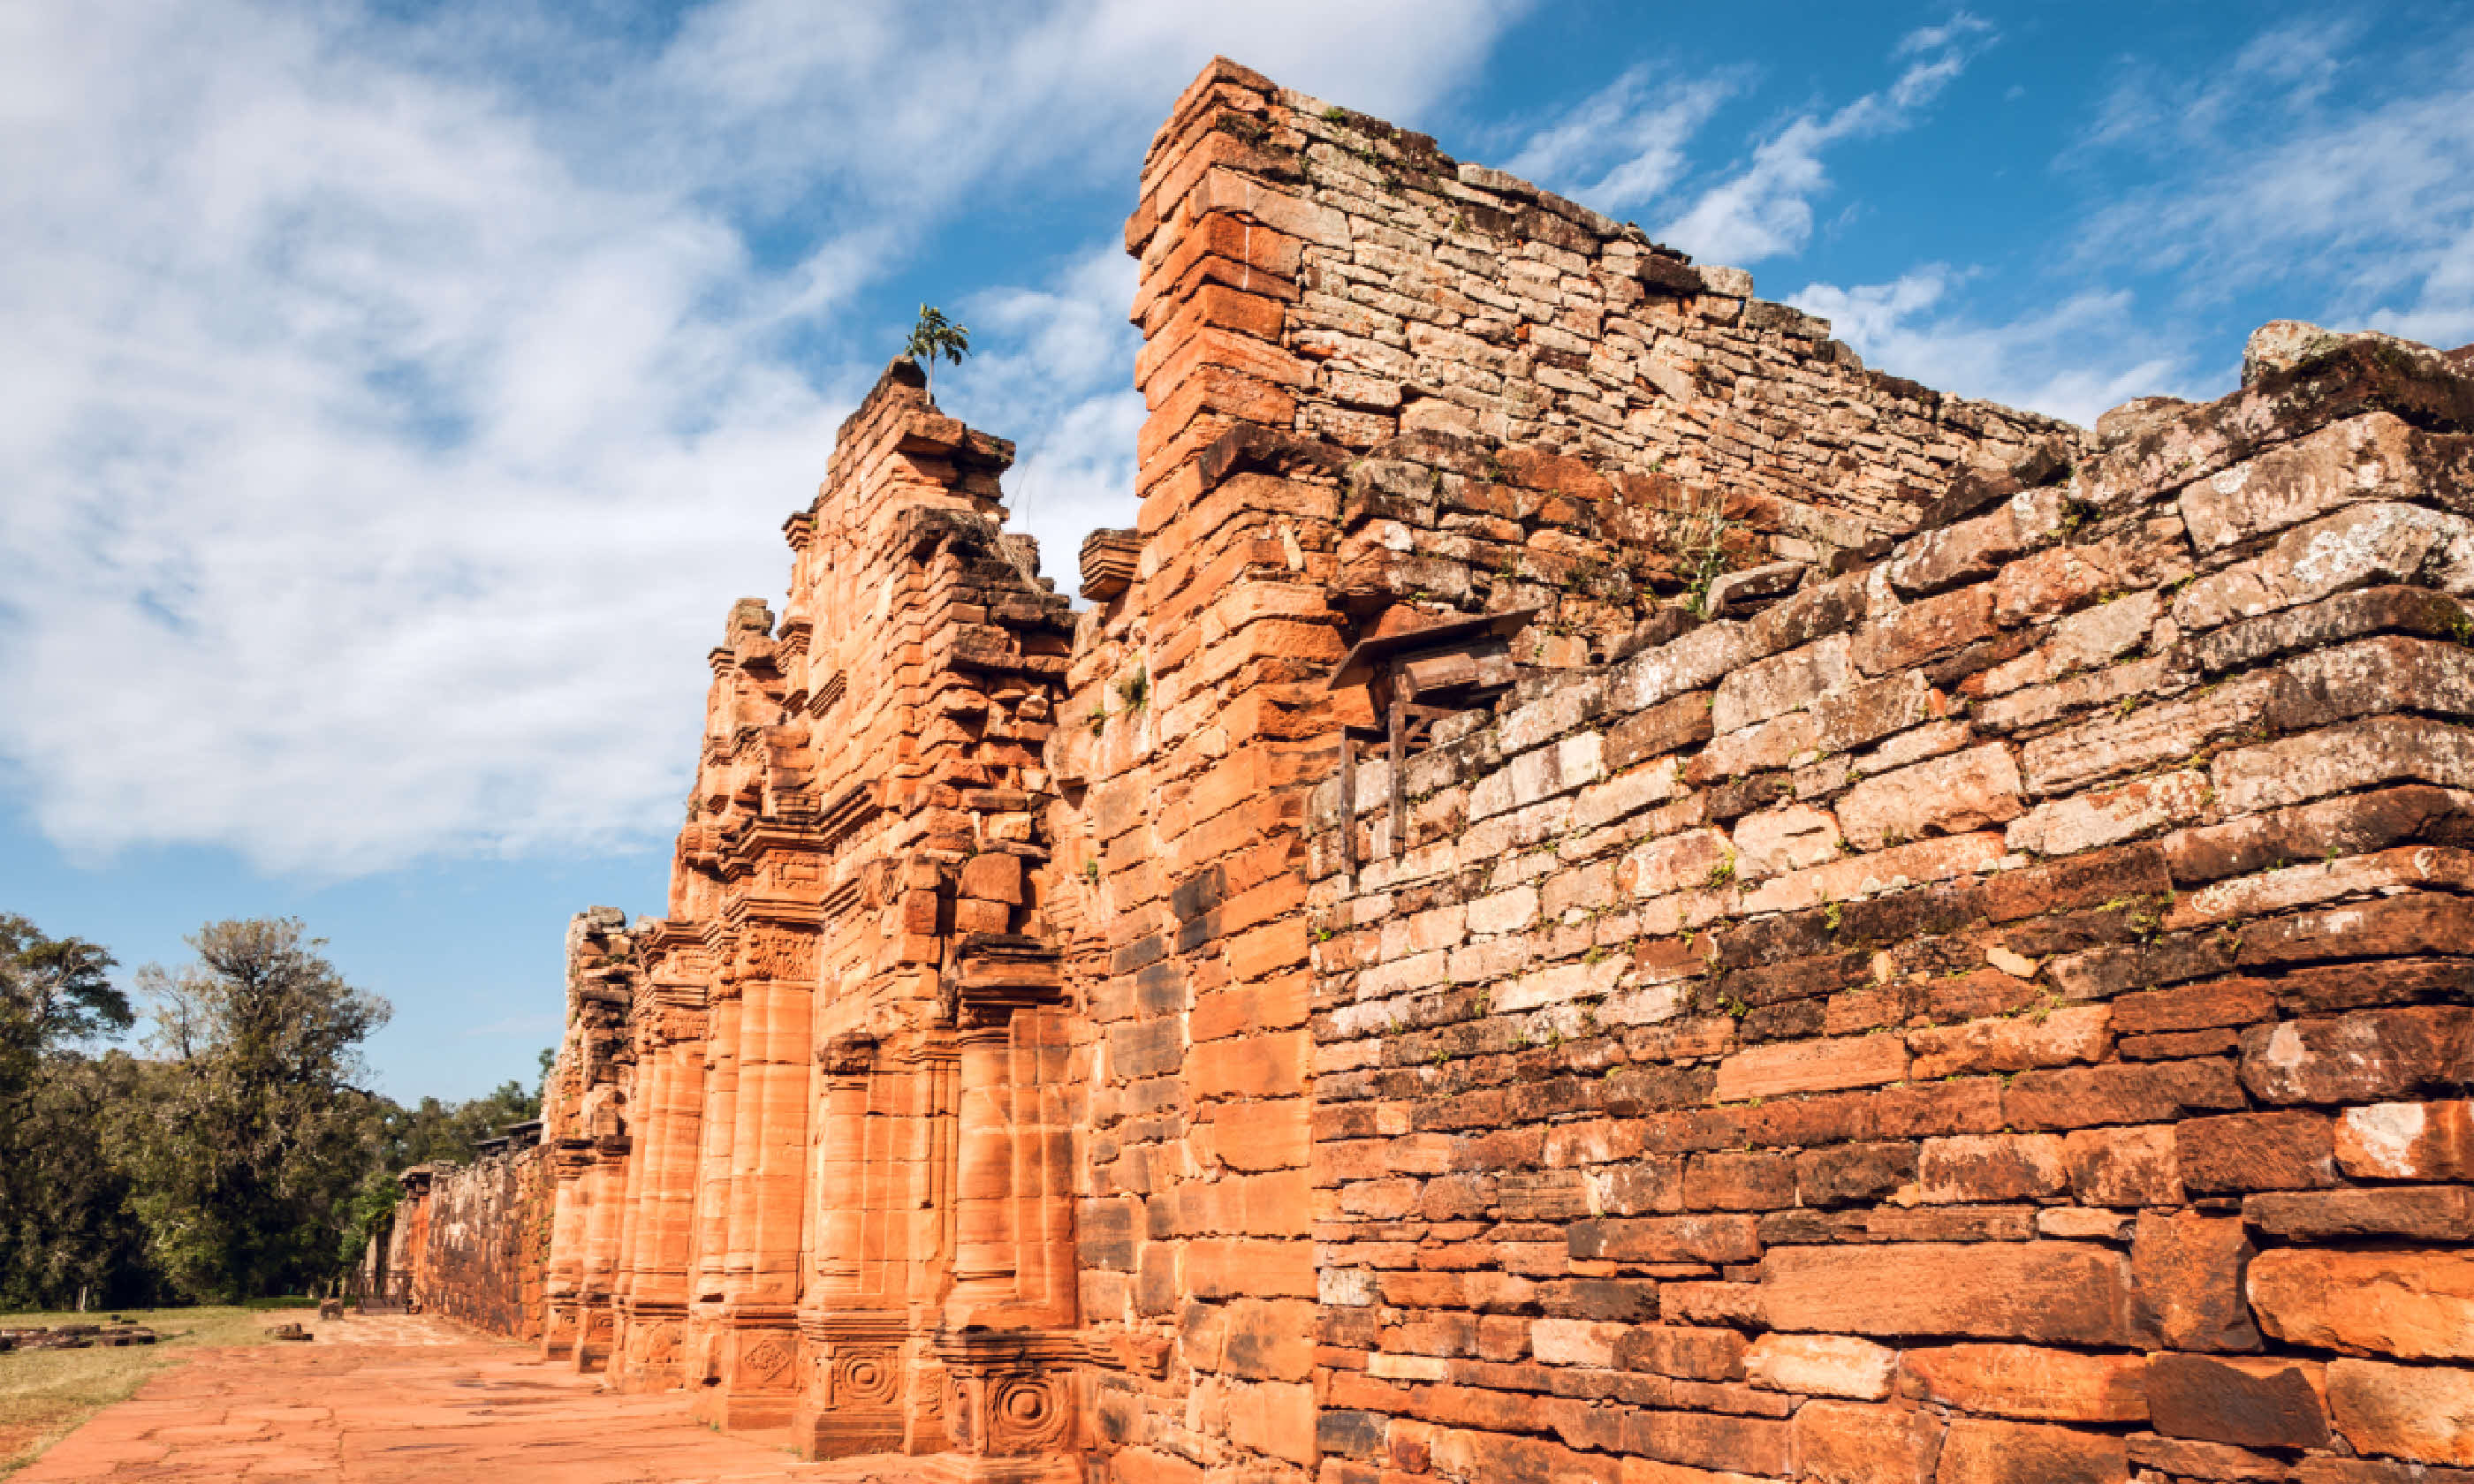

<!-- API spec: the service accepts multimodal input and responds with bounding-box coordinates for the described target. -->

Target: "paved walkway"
[16,1314,930,1481]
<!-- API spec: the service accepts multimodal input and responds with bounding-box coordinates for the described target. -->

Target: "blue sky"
[4,0,2470,1102]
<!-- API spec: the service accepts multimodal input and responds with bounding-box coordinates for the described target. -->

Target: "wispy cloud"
[1658,12,1993,264]
[0,0,1529,879]
[1788,266,2187,425]
[1505,64,1746,216]
[2071,16,2474,346]
[949,248,1146,582]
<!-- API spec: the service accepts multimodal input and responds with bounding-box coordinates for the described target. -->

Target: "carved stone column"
[617,993,706,1392]
[539,1145,589,1361]
[685,980,740,1409]
[929,936,1079,1484]
[697,921,816,1431]
[945,1016,1018,1321]
[606,1036,656,1381]
[794,1032,911,1458]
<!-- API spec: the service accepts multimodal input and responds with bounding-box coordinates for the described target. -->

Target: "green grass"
[0,1304,315,1477]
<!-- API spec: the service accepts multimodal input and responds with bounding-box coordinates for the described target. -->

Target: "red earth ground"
[14,1313,934,1482]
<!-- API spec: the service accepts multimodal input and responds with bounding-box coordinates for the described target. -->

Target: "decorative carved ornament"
[988,1374,1070,1454]
[740,928,817,983]
[637,1322,681,1366]
[739,1334,796,1389]
[829,1348,901,1409]
[945,1371,1071,1458]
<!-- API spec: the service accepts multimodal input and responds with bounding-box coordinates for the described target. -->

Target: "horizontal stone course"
[405,55,2474,1484]
[1302,267,2474,1481]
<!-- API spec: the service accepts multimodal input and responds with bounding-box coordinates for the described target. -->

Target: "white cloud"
[1505,64,1745,215]
[0,0,1529,878]
[1787,266,2187,426]
[1658,13,1993,266]
[2072,17,2474,349]
[948,248,1147,587]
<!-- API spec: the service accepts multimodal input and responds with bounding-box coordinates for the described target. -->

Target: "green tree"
[0,912,127,1102]
[0,916,142,1309]
[902,304,971,400]
[0,1051,161,1310]
[120,920,391,1300]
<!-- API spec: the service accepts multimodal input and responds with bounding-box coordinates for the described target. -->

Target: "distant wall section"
[391,1141,550,1341]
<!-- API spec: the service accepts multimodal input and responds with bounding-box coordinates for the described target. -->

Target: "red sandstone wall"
[1303,342,2474,1482]
[1051,58,2083,1483]
[386,53,2474,1484]
[397,1147,550,1341]
[1124,61,2072,561]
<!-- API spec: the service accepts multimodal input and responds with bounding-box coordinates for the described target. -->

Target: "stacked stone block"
[1127,60,2070,568]
[389,54,2474,1484]
[394,1144,550,1339]
[1303,337,2474,1484]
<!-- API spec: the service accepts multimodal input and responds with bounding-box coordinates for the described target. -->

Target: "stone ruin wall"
[1299,352,2474,1484]
[388,55,2474,1484]
[385,1146,550,1340]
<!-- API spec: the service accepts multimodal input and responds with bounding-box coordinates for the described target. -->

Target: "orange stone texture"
[372,56,2474,1484]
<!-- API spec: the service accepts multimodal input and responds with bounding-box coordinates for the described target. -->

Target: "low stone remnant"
[0,1324,158,1353]
[380,56,2474,1484]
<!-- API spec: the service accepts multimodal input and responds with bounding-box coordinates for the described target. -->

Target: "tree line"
[0,913,544,1310]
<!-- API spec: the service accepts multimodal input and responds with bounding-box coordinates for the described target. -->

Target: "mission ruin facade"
[379,57,2474,1484]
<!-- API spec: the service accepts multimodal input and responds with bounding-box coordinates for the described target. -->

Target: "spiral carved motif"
[988,1375,1067,1451]
[831,1348,899,1407]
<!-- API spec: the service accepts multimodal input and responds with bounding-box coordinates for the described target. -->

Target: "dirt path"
[13,1314,930,1482]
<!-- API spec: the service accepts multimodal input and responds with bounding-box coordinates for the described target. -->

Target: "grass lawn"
[0,1304,315,1477]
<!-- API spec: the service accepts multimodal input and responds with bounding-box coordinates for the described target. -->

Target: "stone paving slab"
[14,1315,935,1482]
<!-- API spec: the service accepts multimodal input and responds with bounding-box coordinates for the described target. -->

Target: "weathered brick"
[1909,1005,2113,1079]
[1612,1325,1747,1382]
[1902,1344,2148,1423]
[1933,1418,2129,1484]
[1760,1244,2136,1344]
[2174,500,2474,632]
[2327,1358,2474,1465]
[1620,1408,1792,1477]
[2177,1110,2336,1193]
[1795,1142,1916,1208]
[1791,1398,1939,1483]
[2338,1100,2474,1179]
[2147,1352,2331,1449]
[1711,1035,1908,1102]
[2247,1185,2474,1241]
[1605,690,1718,771]
[2132,1211,2262,1353]
[1917,1133,2068,1203]
[1838,744,2022,852]
[2062,1124,2182,1208]
[2003,1059,2244,1130]
[2239,1007,2474,1104]
[1711,634,1850,735]
[2176,412,2433,552]
[1743,1335,1897,1400]
[1567,1215,1759,1266]
[1681,1152,1796,1211]
[1851,583,1998,675]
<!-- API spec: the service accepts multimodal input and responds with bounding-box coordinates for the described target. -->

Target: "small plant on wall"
[903,304,971,400]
